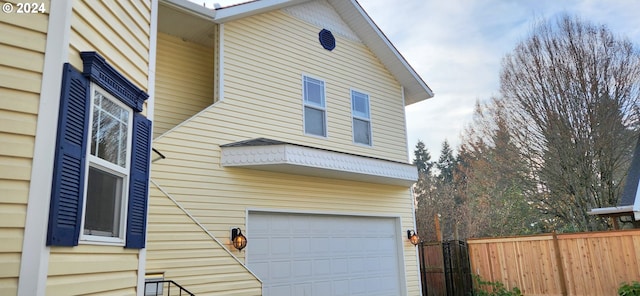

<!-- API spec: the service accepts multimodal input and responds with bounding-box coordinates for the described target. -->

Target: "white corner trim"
[410,187,423,296]
[400,86,411,163]
[18,1,73,295]
[218,23,224,102]
[137,1,159,295]
[220,144,418,186]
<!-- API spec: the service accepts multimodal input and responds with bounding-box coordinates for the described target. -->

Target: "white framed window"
[80,84,133,245]
[48,52,151,249]
[303,76,327,137]
[351,90,372,146]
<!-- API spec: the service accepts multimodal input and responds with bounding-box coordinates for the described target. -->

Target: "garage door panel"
[248,212,403,296]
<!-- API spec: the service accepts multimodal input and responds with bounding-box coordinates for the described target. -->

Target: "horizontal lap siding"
[222,10,409,162]
[0,1,49,294]
[151,134,419,294]
[47,246,139,295]
[44,1,151,295]
[146,184,262,295]
[154,33,214,138]
[69,0,150,91]
[150,7,419,295]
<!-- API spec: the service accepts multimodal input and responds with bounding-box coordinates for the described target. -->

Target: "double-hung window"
[351,90,372,145]
[303,76,327,137]
[47,52,151,248]
[82,85,132,242]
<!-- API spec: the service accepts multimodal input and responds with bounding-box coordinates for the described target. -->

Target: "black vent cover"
[319,29,336,51]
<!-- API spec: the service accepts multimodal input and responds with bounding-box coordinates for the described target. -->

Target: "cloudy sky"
[193,0,640,159]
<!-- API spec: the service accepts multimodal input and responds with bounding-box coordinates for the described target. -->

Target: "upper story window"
[47,52,151,249]
[303,76,327,137]
[351,90,372,146]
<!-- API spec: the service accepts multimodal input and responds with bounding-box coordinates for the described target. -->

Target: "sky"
[192,0,640,159]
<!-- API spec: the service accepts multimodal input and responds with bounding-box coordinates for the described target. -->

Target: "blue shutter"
[47,64,90,246]
[125,112,152,249]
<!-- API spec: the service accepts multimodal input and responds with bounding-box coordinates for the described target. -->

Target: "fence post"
[552,231,568,296]
[435,214,442,242]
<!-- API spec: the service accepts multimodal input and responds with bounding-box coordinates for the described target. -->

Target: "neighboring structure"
[0,0,433,295]
[590,137,640,229]
[1,1,157,295]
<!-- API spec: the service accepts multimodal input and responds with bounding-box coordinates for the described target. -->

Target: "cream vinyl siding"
[0,1,49,294]
[149,7,420,295]
[69,0,150,91]
[151,134,420,294]
[46,246,139,295]
[146,184,262,295]
[223,10,409,162]
[44,1,152,294]
[154,32,215,138]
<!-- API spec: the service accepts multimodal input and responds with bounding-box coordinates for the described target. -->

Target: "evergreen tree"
[413,140,432,176]
[436,140,456,184]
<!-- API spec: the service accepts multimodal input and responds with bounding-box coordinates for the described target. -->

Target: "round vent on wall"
[319,29,336,51]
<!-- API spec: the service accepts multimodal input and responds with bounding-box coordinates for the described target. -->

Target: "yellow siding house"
[1,1,157,295]
[1,0,433,295]
[149,0,433,295]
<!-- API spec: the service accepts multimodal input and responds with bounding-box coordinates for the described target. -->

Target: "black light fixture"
[407,229,420,245]
[231,227,247,251]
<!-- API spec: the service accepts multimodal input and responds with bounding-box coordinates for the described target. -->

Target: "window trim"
[302,75,328,138]
[47,52,151,249]
[351,89,372,146]
[79,84,133,245]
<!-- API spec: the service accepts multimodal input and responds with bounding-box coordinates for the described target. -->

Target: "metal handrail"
[145,279,195,296]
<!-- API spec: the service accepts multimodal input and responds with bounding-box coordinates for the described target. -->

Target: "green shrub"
[473,274,523,296]
[619,281,640,296]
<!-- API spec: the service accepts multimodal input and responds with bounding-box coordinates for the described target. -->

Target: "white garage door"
[247,212,403,296]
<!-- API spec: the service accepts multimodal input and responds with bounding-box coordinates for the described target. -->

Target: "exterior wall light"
[407,229,420,245]
[231,227,247,251]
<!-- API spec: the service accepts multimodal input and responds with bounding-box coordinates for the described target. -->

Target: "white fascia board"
[214,0,311,23]
[221,144,418,186]
[334,0,433,105]
[588,205,634,216]
[160,0,216,20]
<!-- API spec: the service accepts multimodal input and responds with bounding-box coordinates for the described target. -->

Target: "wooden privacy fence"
[468,229,640,296]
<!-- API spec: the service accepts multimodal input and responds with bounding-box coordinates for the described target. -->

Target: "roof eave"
[329,0,433,106]
[160,0,217,20]
[588,205,640,221]
[161,0,434,105]
[214,0,311,23]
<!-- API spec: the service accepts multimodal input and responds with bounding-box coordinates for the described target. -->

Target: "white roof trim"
[214,0,311,23]
[588,205,638,219]
[336,0,434,104]
[161,0,216,20]
[220,143,418,186]
[211,0,433,105]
